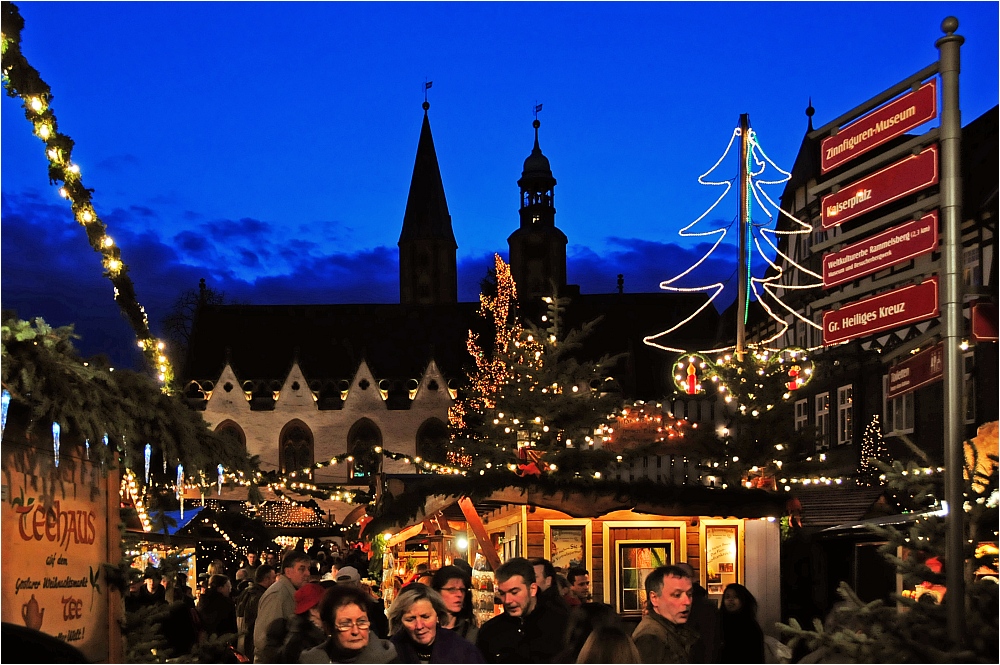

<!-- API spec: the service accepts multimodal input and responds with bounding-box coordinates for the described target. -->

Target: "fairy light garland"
[122,469,152,532]
[1,4,174,386]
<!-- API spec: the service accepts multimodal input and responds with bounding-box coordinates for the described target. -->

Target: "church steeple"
[398,100,458,305]
[508,117,567,299]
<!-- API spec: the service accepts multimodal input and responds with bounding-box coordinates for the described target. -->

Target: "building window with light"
[347,418,383,480]
[815,392,830,449]
[882,376,914,436]
[837,385,853,445]
[963,246,982,288]
[794,399,808,432]
[964,351,976,424]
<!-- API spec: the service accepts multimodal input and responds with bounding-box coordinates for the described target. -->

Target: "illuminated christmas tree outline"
[644,115,824,356]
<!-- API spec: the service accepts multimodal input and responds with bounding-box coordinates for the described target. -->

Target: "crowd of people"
[128,546,771,664]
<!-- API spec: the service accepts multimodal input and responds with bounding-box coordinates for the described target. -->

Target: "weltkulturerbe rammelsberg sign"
[2,447,115,661]
[822,211,938,288]
[822,277,939,345]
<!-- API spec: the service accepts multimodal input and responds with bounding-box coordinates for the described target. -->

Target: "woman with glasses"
[387,584,484,663]
[300,585,397,663]
[430,566,479,644]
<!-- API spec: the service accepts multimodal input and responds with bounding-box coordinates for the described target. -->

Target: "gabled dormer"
[342,360,387,412]
[205,364,250,413]
[274,362,317,411]
[411,359,453,409]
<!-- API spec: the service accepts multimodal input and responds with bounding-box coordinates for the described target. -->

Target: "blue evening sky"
[2,2,997,368]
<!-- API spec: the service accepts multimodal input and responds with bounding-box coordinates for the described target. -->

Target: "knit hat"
[336,566,361,583]
[294,582,326,615]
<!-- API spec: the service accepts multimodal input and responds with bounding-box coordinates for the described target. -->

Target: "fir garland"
[1,316,258,498]
[1,2,173,384]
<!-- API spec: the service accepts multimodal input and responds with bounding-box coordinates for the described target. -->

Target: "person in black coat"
[197,574,238,639]
[719,583,765,663]
[475,557,568,664]
[388,584,484,663]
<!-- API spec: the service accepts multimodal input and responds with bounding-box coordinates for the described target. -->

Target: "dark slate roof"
[791,485,886,528]
[398,107,456,246]
[182,291,720,402]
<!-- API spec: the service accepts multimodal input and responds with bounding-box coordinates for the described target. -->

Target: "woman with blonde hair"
[575,626,641,664]
[387,583,484,663]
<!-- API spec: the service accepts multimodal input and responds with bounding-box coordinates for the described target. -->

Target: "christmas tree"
[448,255,624,476]
[779,425,999,662]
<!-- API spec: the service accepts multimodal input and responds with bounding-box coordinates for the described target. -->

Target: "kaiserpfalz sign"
[821,144,939,229]
[823,211,938,288]
[822,277,939,345]
[885,342,944,400]
[821,79,938,173]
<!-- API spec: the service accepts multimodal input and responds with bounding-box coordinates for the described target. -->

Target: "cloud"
[1,190,752,372]
[95,153,141,172]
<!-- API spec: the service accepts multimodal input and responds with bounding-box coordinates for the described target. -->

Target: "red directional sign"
[821,79,938,173]
[821,144,938,229]
[885,342,944,400]
[823,211,938,288]
[822,277,939,345]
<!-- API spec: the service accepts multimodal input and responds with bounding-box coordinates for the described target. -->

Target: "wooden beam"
[458,496,501,571]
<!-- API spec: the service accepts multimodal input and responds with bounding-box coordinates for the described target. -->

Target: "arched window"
[415,418,449,463]
[215,420,246,450]
[280,421,314,479]
[347,419,382,481]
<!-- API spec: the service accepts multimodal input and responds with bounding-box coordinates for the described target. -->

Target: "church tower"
[398,101,458,305]
[508,118,567,299]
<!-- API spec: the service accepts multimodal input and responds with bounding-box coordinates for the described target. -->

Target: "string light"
[2,8,174,386]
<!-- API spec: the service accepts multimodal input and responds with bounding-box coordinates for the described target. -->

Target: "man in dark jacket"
[476,557,569,663]
[675,562,720,663]
[632,565,698,664]
[529,557,568,612]
[236,564,275,661]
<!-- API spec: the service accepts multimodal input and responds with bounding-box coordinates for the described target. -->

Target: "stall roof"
[790,485,888,529]
[370,473,787,533]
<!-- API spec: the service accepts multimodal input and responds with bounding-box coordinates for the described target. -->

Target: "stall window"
[617,542,672,614]
[704,524,739,596]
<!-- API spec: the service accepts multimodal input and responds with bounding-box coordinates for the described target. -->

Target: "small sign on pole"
[821,79,938,173]
[822,277,939,345]
[823,212,939,288]
[822,145,939,229]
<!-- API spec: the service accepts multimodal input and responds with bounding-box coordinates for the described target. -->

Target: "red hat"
[294,583,326,615]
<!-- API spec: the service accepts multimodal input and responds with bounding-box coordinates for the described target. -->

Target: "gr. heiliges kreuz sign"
[822,277,939,345]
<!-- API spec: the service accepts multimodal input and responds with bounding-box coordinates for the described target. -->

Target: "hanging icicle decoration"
[52,422,61,468]
[85,439,90,460]
[103,433,109,447]
[217,464,224,496]
[144,444,152,484]
[163,455,167,474]
[177,464,185,520]
[1,389,10,441]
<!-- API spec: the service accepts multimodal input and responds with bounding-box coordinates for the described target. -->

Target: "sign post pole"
[935,16,965,645]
